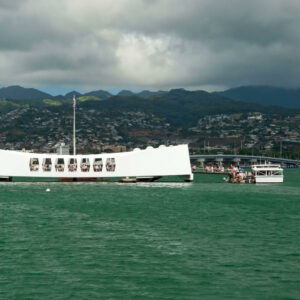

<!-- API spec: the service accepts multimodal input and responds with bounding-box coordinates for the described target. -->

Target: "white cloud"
[116,34,178,85]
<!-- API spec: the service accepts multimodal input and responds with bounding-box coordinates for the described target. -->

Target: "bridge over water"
[190,154,300,167]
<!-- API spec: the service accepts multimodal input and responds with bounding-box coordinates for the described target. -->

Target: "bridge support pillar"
[197,158,205,167]
[215,158,223,167]
[250,159,257,166]
[233,158,241,166]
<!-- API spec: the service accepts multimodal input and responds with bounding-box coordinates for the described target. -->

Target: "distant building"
[55,142,70,155]
[248,112,263,120]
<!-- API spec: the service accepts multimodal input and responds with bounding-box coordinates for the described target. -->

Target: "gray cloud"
[1,0,300,93]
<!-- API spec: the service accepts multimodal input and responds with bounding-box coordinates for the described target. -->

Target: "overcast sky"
[1,0,300,95]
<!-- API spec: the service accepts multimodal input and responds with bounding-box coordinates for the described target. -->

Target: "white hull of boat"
[255,176,284,183]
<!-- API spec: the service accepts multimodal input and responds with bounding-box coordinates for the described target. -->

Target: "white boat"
[251,164,284,183]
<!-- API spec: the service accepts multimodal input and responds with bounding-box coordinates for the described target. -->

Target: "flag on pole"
[73,95,76,109]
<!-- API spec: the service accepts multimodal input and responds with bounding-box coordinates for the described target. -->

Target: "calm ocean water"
[0,171,300,299]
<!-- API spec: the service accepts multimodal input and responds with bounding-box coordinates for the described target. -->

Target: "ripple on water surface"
[0,170,300,299]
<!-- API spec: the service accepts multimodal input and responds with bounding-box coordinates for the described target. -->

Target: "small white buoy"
[46,188,51,192]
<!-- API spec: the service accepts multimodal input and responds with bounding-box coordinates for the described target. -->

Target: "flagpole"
[73,95,76,155]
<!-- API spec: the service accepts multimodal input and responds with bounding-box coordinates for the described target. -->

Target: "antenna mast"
[73,95,76,155]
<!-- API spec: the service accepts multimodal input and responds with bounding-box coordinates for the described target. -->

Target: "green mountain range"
[0,85,52,100]
[217,86,300,108]
[1,85,300,108]
[0,85,299,128]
